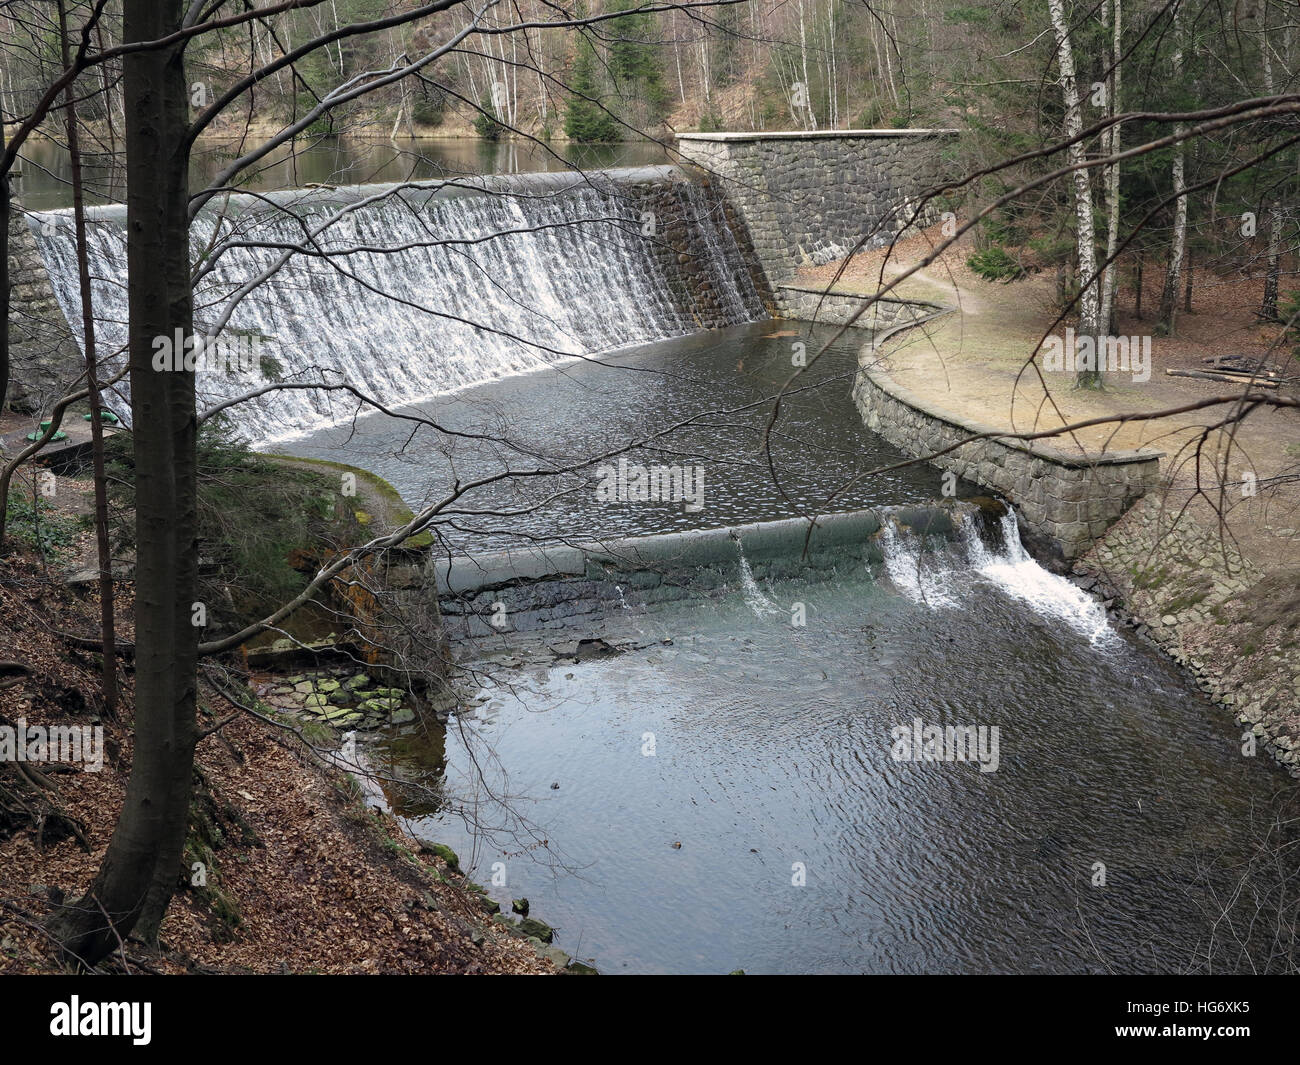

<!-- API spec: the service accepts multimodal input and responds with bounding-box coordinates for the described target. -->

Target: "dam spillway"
[30,166,766,444]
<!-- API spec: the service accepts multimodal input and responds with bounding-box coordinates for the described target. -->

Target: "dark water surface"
[370,540,1291,974]
[280,322,980,549]
[17,135,672,210]
[298,328,1297,975]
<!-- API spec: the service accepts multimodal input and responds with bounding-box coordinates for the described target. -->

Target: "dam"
[11,132,1291,974]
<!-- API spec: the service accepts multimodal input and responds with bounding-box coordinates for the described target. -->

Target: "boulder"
[419,841,459,872]
[518,917,553,943]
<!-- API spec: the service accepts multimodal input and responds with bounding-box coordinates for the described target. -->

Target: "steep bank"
[0,456,564,974]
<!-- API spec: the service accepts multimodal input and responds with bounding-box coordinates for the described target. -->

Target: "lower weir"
[432,500,1010,640]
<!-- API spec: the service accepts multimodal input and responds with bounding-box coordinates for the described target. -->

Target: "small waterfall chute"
[732,532,780,618]
[965,510,1113,645]
[879,512,962,609]
[878,504,1115,645]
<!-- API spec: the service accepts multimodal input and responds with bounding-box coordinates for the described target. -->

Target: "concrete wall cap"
[676,129,960,142]
[860,366,1166,467]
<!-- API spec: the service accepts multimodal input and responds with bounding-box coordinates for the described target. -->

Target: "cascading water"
[880,516,962,609]
[31,166,764,445]
[734,539,780,618]
[879,506,1114,645]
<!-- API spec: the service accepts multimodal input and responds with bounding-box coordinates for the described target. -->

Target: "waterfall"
[30,166,764,445]
[879,506,1114,644]
[880,515,963,609]
[734,539,780,618]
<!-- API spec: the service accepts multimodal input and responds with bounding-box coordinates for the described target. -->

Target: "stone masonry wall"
[618,172,772,327]
[675,130,957,284]
[770,284,945,332]
[852,362,1164,562]
[6,205,80,412]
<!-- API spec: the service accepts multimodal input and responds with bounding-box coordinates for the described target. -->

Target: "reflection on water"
[16,135,673,210]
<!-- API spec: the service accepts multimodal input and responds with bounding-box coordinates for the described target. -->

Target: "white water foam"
[880,517,962,609]
[736,546,780,618]
[966,511,1114,645]
[880,507,1115,645]
[32,171,763,447]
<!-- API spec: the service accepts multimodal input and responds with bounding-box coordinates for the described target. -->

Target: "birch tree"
[1159,3,1188,334]
[1048,0,1103,387]
[1099,0,1121,335]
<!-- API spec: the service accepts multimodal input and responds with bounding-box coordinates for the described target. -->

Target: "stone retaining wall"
[5,206,80,412]
[772,284,945,332]
[1082,494,1300,777]
[852,361,1164,561]
[676,130,957,284]
[617,171,772,327]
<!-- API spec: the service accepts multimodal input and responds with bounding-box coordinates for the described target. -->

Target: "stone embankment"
[852,360,1164,563]
[1080,495,1300,778]
[676,130,956,283]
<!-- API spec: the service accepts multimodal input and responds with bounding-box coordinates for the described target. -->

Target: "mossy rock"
[565,961,598,975]
[518,917,554,943]
[294,681,315,694]
[315,678,341,694]
[512,898,529,916]
[303,693,329,710]
[423,842,459,872]
[343,674,371,690]
[536,943,571,968]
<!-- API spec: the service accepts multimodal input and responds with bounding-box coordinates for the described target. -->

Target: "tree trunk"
[1158,8,1186,334]
[1261,201,1281,320]
[1047,0,1103,387]
[1159,136,1187,332]
[1099,0,1122,336]
[1,112,9,413]
[52,0,198,966]
[58,0,117,716]
[1256,1,1280,322]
